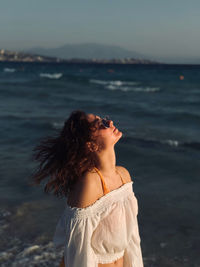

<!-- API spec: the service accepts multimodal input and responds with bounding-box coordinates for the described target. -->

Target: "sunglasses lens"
[101,116,111,128]
[102,119,109,128]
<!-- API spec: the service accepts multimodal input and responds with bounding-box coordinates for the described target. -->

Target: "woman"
[31,110,144,267]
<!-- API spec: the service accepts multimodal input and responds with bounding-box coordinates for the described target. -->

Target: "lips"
[113,127,116,132]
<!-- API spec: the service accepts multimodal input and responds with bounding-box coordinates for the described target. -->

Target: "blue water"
[0,62,200,265]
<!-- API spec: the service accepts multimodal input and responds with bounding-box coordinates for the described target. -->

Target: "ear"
[86,141,99,152]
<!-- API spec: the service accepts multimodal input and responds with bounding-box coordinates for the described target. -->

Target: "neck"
[94,145,116,177]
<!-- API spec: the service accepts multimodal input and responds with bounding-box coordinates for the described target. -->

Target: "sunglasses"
[98,115,111,129]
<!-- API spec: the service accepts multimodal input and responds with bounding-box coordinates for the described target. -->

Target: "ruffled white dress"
[53,180,144,267]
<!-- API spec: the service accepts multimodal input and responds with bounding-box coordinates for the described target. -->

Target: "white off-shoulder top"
[53,168,144,267]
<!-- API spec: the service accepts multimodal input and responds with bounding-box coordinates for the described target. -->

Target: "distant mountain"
[26,43,146,60]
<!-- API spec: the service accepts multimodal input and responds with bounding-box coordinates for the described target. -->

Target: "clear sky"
[1,0,200,63]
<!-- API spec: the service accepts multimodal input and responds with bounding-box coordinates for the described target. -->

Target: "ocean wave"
[123,135,200,151]
[51,121,64,130]
[131,86,160,92]
[144,137,180,148]
[0,206,62,267]
[90,79,160,92]
[3,68,16,73]
[39,73,63,79]
[151,138,200,150]
[162,139,200,150]
[90,79,139,86]
[106,85,160,92]
[162,139,179,147]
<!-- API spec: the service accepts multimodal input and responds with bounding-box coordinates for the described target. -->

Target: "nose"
[108,120,113,127]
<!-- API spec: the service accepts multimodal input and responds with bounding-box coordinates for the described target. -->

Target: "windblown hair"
[30,110,99,198]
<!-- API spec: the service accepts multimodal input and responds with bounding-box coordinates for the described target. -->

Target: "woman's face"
[86,113,122,150]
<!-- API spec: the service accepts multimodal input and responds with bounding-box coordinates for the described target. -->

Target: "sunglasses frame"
[99,115,111,129]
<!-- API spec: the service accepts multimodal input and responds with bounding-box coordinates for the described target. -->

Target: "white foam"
[106,85,118,90]
[40,73,63,79]
[90,79,159,93]
[90,79,139,86]
[106,85,160,92]
[132,87,160,92]
[163,139,179,147]
[52,122,64,129]
[110,80,123,86]
[90,79,108,85]
[4,68,16,73]
[106,85,130,92]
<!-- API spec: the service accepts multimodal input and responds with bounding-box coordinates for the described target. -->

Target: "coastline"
[0,49,160,64]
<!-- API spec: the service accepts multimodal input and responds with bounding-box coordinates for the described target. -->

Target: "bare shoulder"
[116,166,132,183]
[68,170,101,209]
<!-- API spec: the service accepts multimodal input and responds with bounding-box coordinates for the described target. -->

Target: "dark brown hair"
[30,110,99,198]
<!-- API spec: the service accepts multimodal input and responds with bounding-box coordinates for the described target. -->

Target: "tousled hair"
[30,110,99,198]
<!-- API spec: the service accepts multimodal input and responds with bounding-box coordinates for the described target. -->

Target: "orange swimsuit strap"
[94,167,126,195]
[94,167,110,194]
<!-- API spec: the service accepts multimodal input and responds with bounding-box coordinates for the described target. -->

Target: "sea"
[0,62,199,267]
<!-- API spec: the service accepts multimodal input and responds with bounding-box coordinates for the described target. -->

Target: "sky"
[0,0,200,63]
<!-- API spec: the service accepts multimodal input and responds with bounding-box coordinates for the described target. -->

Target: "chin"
[115,131,123,143]
[119,131,123,138]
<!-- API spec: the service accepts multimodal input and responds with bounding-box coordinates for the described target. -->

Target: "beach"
[0,62,199,266]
